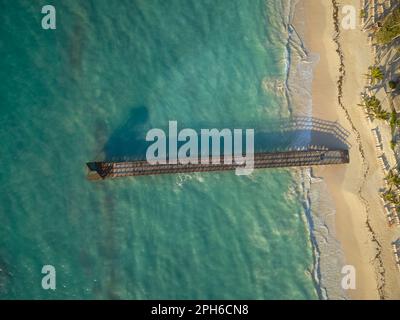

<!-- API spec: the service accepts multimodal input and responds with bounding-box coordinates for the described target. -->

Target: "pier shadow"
[103,106,151,160]
[101,108,350,161]
[252,117,350,152]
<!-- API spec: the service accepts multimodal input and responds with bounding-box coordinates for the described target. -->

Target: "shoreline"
[292,0,400,299]
[287,0,350,299]
[286,0,348,299]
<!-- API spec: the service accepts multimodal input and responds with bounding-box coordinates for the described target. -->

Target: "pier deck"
[87,149,349,180]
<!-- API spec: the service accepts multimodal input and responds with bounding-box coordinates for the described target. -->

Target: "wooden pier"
[87,149,349,180]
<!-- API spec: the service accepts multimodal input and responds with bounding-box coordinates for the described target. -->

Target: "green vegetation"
[383,189,398,203]
[383,170,400,207]
[385,170,400,188]
[389,80,398,90]
[368,66,385,84]
[361,95,389,120]
[390,111,396,132]
[376,8,400,45]
[389,111,400,133]
[391,140,397,150]
[368,9,400,211]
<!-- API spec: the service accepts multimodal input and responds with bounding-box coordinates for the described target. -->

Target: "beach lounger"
[395,214,400,226]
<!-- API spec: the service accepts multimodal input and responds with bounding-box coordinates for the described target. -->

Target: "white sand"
[293,0,400,299]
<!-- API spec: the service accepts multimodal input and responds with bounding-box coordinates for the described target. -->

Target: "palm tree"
[385,170,400,188]
[389,111,400,134]
[375,109,389,121]
[392,196,400,207]
[362,95,389,121]
[383,190,398,203]
[368,66,384,84]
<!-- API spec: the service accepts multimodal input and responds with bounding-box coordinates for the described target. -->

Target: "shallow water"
[0,0,319,299]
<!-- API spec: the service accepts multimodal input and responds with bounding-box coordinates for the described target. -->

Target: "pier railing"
[87,149,350,180]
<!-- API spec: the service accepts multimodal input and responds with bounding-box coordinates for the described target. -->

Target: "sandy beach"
[293,0,400,299]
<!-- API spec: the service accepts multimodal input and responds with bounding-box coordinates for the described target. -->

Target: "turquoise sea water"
[0,0,319,299]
